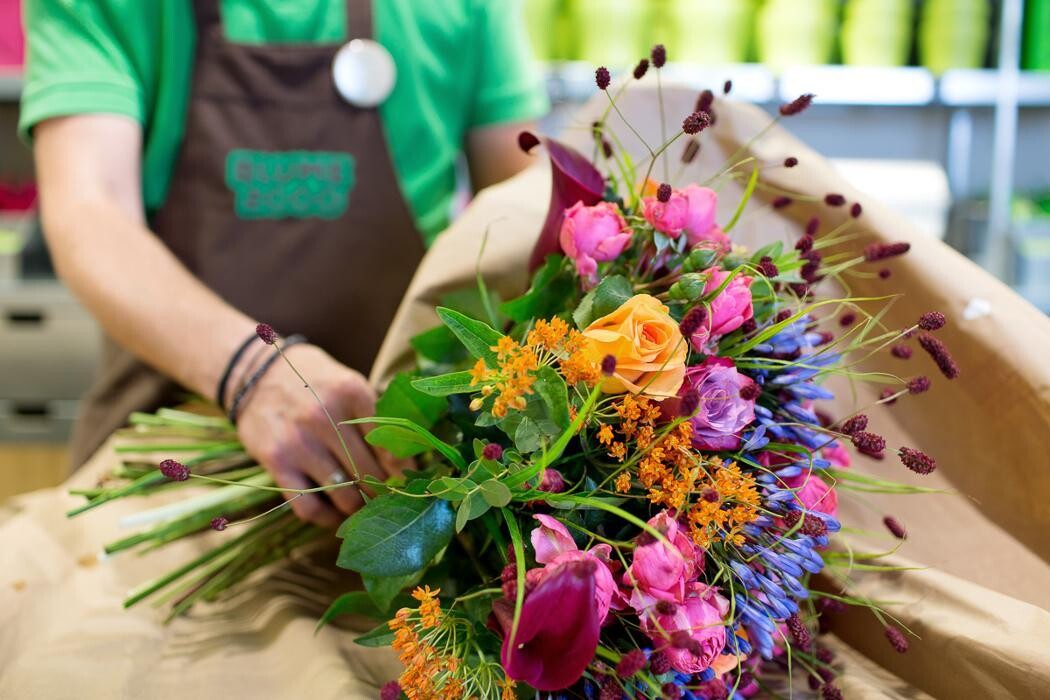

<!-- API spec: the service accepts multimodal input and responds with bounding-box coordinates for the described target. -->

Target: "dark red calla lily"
[520,132,605,271]
[498,559,601,691]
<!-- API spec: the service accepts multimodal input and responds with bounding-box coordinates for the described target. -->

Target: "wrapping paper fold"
[2,88,1049,698]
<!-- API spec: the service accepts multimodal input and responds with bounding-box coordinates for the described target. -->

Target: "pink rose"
[783,471,838,517]
[529,514,617,622]
[643,191,689,237]
[682,185,730,253]
[689,269,754,351]
[642,583,730,674]
[678,357,756,451]
[559,201,632,282]
[822,441,852,468]
[625,511,704,609]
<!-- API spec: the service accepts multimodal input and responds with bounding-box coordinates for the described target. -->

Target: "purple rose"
[679,357,757,451]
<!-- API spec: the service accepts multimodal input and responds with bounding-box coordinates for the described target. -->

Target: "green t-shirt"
[19,0,548,242]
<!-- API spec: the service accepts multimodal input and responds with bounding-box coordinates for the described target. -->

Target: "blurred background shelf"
[0,70,21,102]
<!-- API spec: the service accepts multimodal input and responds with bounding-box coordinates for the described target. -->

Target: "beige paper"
[3,88,1049,698]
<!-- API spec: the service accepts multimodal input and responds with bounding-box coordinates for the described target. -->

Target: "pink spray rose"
[689,269,754,351]
[529,514,617,622]
[559,201,632,282]
[625,511,704,610]
[682,185,730,253]
[678,357,757,451]
[643,190,689,237]
[783,472,838,517]
[642,583,730,674]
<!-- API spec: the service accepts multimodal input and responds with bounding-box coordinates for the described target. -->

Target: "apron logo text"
[225,150,356,220]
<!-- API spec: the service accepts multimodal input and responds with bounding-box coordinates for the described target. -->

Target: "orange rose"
[582,294,687,398]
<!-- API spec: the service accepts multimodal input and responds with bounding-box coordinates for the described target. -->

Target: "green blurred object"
[573,0,646,68]
[661,0,756,64]
[1023,0,1050,71]
[841,0,914,66]
[918,0,991,74]
[525,0,577,61]
[756,0,838,73]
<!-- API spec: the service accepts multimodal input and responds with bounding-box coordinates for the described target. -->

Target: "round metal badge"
[332,39,397,108]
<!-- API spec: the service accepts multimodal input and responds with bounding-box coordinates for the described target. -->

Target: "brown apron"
[69,0,425,468]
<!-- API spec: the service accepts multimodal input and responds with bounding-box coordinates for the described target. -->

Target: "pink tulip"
[530,514,617,622]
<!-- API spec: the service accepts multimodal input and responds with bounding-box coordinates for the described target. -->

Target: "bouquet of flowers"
[72,47,962,699]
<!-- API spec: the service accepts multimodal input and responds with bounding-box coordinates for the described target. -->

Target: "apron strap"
[346,0,375,41]
[191,1,375,41]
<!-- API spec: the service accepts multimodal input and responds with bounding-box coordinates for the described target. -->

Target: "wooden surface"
[0,443,69,501]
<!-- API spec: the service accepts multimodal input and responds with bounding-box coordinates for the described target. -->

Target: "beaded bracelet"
[227,334,307,424]
[215,332,261,412]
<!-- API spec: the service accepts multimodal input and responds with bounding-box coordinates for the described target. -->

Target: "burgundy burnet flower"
[650,651,672,675]
[739,382,761,401]
[885,626,910,653]
[482,442,504,461]
[918,332,960,379]
[595,66,611,90]
[850,202,863,218]
[840,413,868,436]
[682,111,710,135]
[723,79,733,95]
[159,458,190,482]
[538,468,565,493]
[756,256,779,278]
[601,354,617,376]
[616,649,647,678]
[899,447,936,475]
[883,515,907,539]
[806,216,820,236]
[772,196,792,209]
[657,182,673,203]
[864,242,911,262]
[784,157,799,168]
[498,559,602,691]
[696,89,715,113]
[839,312,856,327]
[879,267,892,279]
[210,516,229,531]
[891,344,913,359]
[679,306,708,338]
[824,194,846,207]
[907,376,931,394]
[779,93,814,116]
[651,44,667,68]
[822,684,844,700]
[633,58,650,80]
[256,323,278,345]
[918,311,946,331]
[851,430,886,457]
[787,613,812,649]
[681,138,701,164]
[880,387,898,405]
[380,681,402,700]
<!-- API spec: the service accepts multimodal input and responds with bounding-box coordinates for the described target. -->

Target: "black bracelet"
[215,332,261,412]
[228,334,307,424]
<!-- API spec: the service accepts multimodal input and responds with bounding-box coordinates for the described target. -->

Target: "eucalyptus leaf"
[337,493,455,577]
[479,480,513,508]
[456,490,491,532]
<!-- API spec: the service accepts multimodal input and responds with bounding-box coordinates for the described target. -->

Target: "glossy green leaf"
[411,371,476,397]
[362,571,421,612]
[435,307,504,364]
[345,416,466,469]
[336,493,455,577]
[364,425,431,458]
[410,325,467,364]
[501,255,575,323]
[535,366,570,429]
[375,373,446,428]
[353,622,396,647]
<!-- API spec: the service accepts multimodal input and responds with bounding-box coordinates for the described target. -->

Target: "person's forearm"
[42,193,255,400]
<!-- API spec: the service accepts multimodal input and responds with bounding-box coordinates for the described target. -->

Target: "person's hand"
[236,344,410,528]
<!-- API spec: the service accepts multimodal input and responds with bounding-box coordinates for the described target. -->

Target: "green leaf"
[353,622,396,647]
[512,415,543,453]
[479,480,512,508]
[336,493,455,577]
[411,371,476,397]
[410,325,467,364]
[429,476,476,501]
[456,490,491,532]
[345,416,466,469]
[573,274,632,328]
[535,366,570,430]
[501,255,575,323]
[364,425,432,458]
[724,164,758,234]
[317,592,384,631]
[375,373,446,428]
[363,571,422,613]
[435,307,504,365]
